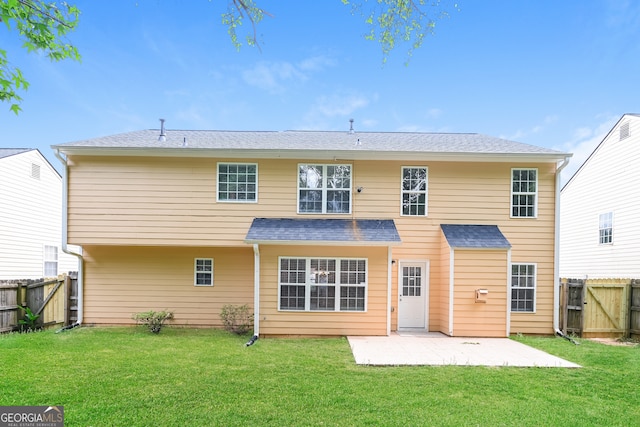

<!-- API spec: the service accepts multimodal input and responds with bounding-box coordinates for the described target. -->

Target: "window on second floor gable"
[599,212,613,245]
[511,168,537,218]
[298,164,351,214]
[217,163,257,202]
[401,167,428,216]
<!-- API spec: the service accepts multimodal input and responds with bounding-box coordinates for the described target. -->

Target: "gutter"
[246,244,260,346]
[54,149,84,327]
[553,156,571,332]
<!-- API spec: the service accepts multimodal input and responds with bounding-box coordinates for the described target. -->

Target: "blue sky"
[3,1,640,183]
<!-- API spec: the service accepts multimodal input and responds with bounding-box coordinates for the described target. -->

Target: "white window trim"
[297,164,352,215]
[598,212,614,245]
[400,166,428,217]
[216,162,258,203]
[43,245,58,277]
[510,262,537,313]
[277,256,368,312]
[194,258,214,287]
[510,168,538,219]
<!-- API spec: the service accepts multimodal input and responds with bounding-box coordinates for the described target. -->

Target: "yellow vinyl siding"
[68,155,558,335]
[82,246,253,326]
[258,245,388,336]
[451,250,508,337]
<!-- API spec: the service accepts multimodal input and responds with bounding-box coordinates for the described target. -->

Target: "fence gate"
[631,280,640,339]
[562,279,585,336]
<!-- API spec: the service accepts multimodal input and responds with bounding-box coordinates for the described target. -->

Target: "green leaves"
[0,0,81,114]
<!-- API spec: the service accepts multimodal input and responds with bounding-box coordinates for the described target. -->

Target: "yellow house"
[53,125,571,337]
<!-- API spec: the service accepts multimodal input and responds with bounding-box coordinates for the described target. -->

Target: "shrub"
[220,304,253,335]
[18,306,41,332]
[132,310,173,334]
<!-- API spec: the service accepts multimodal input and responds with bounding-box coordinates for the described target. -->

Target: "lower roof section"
[245,218,401,246]
[441,224,511,249]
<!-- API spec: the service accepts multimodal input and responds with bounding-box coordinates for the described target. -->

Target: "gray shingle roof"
[53,129,568,159]
[245,218,401,245]
[440,224,511,249]
[0,148,31,159]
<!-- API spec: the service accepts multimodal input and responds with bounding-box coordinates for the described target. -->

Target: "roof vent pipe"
[158,118,166,142]
[349,118,355,134]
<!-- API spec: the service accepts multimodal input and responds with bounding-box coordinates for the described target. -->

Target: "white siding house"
[0,149,78,280]
[560,113,640,279]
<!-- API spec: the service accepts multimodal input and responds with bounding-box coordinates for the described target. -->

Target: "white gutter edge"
[54,149,84,325]
[253,244,260,337]
[553,156,571,331]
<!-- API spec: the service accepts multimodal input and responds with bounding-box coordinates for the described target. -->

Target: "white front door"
[398,261,429,329]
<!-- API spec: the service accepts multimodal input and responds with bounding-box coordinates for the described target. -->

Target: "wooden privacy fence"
[0,272,78,332]
[560,278,640,339]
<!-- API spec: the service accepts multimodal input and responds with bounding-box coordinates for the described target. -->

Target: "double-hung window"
[298,164,351,214]
[195,258,213,286]
[401,167,428,216]
[510,264,535,312]
[43,245,58,277]
[511,168,537,218]
[217,163,257,202]
[599,212,613,245]
[279,257,367,311]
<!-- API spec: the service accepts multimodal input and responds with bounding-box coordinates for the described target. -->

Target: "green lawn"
[1,327,638,426]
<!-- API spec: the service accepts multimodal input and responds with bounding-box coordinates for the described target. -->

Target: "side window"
[194,258,214,286]
[599,212,613,245]
[511,168,537,218]
[298,164,351,214]
[217,163,258,202]
[43,245,58,277]
[401,167,428,216]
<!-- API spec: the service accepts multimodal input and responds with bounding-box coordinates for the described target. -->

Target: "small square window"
[217,163,258,202]
[195,258,213,286]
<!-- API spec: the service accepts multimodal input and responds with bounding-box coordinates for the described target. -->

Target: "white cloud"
[558,115,618,186]
[242,55,336,94]
[504,115,558,141]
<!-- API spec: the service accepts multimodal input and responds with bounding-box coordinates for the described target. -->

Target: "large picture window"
[279,257,367,312]
[510,264,535,312]
[298,164,351,214]
[401,167,428,216]
[511,168,537,218]
[217,163,257,202]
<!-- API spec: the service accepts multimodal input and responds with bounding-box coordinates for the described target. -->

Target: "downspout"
[54,149,84,327]
[386,246,392,336]
[246,243,260,346]
[553,156,571,333]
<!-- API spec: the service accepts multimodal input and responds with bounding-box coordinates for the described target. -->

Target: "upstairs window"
[599,212,613,245]
[298,164,351,214]
[43,245,58,277]
[401,167,428,216]
[217,163,257,202]
[511,169,537,218]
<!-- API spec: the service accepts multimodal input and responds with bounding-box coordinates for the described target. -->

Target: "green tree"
[225,0,457,62]
[1,0,80,114]
[1,1,456,114]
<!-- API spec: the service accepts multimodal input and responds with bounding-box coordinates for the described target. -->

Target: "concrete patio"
[347,331,581,367]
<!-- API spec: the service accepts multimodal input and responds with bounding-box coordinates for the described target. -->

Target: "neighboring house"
[0,149,78,280]
[53,126,570,337]
[560,113,640,279]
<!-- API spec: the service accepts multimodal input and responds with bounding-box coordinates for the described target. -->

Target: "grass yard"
[1,327,639,426]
